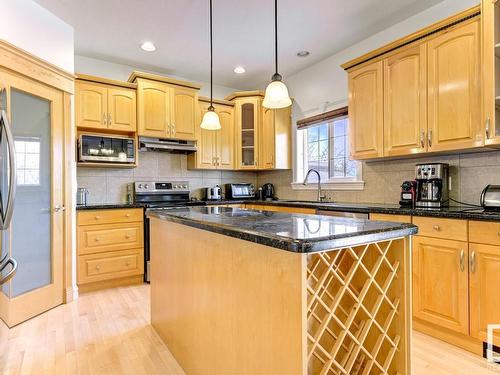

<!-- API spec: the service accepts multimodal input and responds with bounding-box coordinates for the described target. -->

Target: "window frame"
[292,111,364,191]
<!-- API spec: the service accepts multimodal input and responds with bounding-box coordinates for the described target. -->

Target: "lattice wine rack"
[306,239,409,375]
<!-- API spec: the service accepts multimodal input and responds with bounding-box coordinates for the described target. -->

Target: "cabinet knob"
[432,225,440,231]
[94,237,100,242]
[96,265,101,271]
[125,235,131,240]
[126,213,131,218]
[126,261,131,266]
[95,216,101,220]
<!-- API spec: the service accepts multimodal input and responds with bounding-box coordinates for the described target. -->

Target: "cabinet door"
[75,81,108,130]
[216,105,234,169]
[469,243,500,345]
[482,0,500,145]
[107,87,136,132]
[384,44,427,156]
[235,98,260,169]
[171,86,198,141]
[260,107,275,169]
[348,60,384,159]
[137,80,171,137]
[427,20,482,152]
[412,236,469,334]
[197,103,217,169]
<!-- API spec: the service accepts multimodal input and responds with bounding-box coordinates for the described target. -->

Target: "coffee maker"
[415,163,449,208]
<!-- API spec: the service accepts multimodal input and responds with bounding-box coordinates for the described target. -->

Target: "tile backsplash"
[78,149,500,206]
[77,151,257,204]
[256,150,500,206]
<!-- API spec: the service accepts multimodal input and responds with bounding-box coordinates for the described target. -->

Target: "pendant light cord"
[210,0,214,107]
[274,0,278,75]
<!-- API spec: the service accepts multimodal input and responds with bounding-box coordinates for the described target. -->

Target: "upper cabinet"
[343,8,483,160]
[76,76,136,133]
[188,98,235,170]
[129,72,200,141]
[482,0,500,145]
[234,96,261,169]
[427,20,481,152]
[348,60,384,159]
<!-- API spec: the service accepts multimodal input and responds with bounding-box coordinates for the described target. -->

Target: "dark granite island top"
[146,206,418,253]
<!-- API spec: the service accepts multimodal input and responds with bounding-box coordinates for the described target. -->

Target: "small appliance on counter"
[480,185,500,210]
[415,163,449,208]
[225,183,255,199]
[76,187,89,206]
[399,181,417,208]
[205,185,222,201]
[261,183,276,201]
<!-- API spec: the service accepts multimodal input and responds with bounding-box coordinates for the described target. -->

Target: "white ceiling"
[35,0,443,90]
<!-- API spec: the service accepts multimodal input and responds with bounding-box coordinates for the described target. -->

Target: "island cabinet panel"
[77,208,144,291]
[427,19,482,152]
[469,243,500,346]
[348,60,384,159]
[383,44,427,157]
[412,236,469,334]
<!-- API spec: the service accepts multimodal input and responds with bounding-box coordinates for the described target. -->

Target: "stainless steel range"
[132,180,202,282]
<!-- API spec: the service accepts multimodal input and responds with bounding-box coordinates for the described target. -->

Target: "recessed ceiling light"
[297,50,310,57]
[140,41,156,52]
[233,66,246,74]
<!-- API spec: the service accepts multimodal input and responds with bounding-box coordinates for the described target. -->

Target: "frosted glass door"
[0,70,64,327]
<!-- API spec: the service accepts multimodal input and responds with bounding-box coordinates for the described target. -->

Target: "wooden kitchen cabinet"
[427,19,482,152]
[348,60,384,159]
[188,98,234,169]
[383,44,427,157]
[77,208,144,291]
[260,105,292,169]
[234,96,260,169]
[75,76,136,133]
[412,236,469,335]
[130,72,200,141]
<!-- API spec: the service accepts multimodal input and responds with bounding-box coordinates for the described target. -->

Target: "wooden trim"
[127,70,201,90]
[0,39,74,93]
[76,73,137,89]
[341,5,481,70]
[296,106,348,129]
[224,90,265,101]
[199,96,234,106]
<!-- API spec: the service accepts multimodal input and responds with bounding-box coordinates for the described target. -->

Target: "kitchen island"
[147,206,417,375]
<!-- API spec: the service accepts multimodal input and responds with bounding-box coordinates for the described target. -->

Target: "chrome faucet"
[303,169,327,202]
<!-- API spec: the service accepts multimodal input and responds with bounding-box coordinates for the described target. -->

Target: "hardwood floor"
[0,283,499,375]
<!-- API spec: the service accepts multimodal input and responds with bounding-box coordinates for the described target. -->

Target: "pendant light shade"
[200,105,221,130]
[200,0,221,130]
[263,0,291,109]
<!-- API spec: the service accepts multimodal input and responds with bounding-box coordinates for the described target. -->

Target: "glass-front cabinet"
[483,0,500,144]
[235,97,260,169]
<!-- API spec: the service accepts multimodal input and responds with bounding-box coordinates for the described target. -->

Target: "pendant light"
[200,0,221,130]
[263,0,292,109]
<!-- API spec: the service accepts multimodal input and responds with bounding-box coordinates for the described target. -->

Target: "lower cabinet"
[412,236,469,335]
[77,208,144,291]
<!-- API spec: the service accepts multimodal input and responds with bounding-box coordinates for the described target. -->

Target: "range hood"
[139,137,197,153]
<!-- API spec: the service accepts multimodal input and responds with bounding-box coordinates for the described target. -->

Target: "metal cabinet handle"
[126,213,131,218]
[103,113,107,125]
[460,249,465,272]
[0,256,17,285]
[470,250,476,273]
[433,225,440,231]
[420,130,425,148]
[172,123,176,134]
[95,265,101,271]
[428,129,433,148]
[108,113,112,125]
[486,117,491,139]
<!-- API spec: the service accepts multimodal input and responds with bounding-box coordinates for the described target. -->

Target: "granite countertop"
[147,206,418,253]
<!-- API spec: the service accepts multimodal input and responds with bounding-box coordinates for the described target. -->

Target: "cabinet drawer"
[413,217,467,241]
[370,213,412,223]
[469,221,500,245]
[78,208,143,226]
[78,222,143,255]
[78,249,143,285]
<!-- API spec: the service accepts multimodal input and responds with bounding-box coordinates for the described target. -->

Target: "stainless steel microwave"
[78,134,136,164]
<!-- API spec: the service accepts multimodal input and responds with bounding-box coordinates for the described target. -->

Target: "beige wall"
[77,152,257,204]
[257,150,500,206]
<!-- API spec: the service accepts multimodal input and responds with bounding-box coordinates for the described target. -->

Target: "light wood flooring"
[1,283,499,375]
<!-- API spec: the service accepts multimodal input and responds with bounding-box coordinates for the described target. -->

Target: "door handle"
[470,250,476,273]
[54,205,66,212]
[0,88,17,230]
[460,249,465,272]
[0,256,17,285]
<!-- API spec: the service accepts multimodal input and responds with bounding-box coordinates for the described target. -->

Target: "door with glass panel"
[0,69,64,327]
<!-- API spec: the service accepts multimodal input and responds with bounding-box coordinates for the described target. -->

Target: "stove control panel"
[134,181,189,193]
